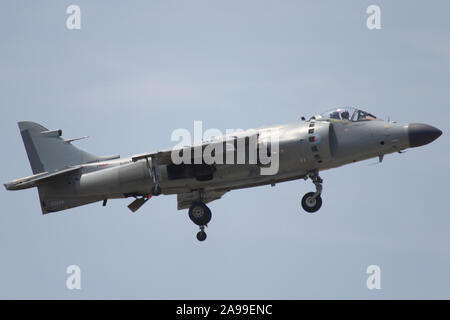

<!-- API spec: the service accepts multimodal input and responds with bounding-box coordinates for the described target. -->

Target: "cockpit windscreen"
[318,107,378,122]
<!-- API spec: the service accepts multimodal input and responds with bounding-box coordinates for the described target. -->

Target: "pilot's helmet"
[341,111,350,120]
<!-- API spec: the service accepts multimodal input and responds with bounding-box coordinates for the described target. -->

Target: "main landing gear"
[188,201,212,242]
[301,171,323,213]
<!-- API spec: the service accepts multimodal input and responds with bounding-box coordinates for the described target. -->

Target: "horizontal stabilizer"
[4,166,81,191]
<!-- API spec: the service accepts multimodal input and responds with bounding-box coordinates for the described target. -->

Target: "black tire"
[196,231,207,242]
[151,185,161,196]
[188,202,212,226]
[301,192,322,213]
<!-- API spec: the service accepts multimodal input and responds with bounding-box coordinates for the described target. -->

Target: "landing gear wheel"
[188,202,212,226]
[301,192,322,213]
[189,200,212,241]
[196,231,207,241]
[151,185,161,196]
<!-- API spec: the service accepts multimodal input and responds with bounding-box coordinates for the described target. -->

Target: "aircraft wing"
[131,133,260,166]
[131,146,218,165]
[4,166,82,191]
[131,149,174,165]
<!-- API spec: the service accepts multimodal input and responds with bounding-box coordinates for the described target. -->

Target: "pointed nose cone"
[408,123,442,148]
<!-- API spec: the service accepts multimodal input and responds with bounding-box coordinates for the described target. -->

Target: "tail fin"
[18,121,111,174]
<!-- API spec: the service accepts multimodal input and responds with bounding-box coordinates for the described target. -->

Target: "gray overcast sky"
[0,0,449,299]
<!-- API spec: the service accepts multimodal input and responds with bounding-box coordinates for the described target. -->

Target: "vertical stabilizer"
[18,121,104,174]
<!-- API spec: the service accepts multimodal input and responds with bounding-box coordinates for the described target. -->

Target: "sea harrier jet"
[4,107,442,241]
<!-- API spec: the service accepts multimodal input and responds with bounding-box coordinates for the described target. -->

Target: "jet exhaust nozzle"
[408,123,442,148]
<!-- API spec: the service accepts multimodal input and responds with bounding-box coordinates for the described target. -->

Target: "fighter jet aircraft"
[4,107,442,241]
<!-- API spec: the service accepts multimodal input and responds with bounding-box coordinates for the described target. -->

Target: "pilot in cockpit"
[341,111,350,120]
[318,107,378,122]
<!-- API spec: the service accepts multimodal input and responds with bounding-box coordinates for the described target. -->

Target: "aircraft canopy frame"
[317,107,379,122]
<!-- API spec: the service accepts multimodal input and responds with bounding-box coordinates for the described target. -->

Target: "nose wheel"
[301,171,323,213]
[189,201,212,241]
[301,192,322,212]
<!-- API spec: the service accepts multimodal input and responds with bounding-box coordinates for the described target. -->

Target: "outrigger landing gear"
[149,157,162,196]
[301,171,323,213]
[151,185,161,196]
[188,201,211,242]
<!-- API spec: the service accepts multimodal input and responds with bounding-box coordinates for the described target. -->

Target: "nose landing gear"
[301,171,323,213]
[188,201,212,241]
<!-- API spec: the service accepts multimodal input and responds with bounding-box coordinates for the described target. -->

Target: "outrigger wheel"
[151,185,161,196]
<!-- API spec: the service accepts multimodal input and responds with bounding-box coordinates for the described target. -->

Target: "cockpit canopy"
[316,107,379,122]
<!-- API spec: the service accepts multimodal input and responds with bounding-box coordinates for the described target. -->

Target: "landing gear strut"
[188,201,211,241]
[301,171,323,213]
[149,157,162,196]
